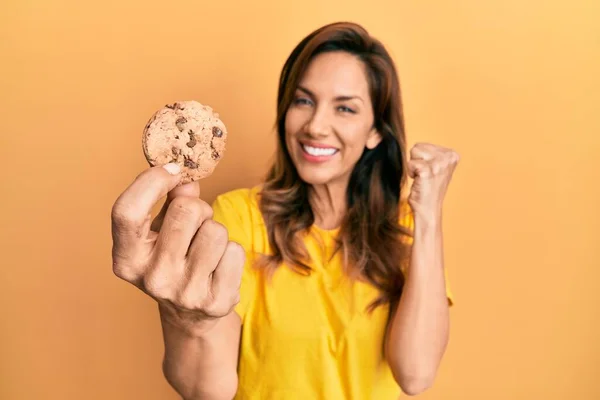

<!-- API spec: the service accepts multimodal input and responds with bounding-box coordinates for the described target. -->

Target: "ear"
[365,127,382,150]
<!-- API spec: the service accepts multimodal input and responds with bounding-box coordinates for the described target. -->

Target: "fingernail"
[163,163,181,175]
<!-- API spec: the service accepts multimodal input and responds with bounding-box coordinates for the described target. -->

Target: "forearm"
[386,213,450,395]
[160,304,240,400]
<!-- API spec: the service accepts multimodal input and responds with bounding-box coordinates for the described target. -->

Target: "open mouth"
[301,144,339,157]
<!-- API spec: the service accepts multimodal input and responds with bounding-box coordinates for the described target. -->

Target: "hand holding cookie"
[110,101,241,331]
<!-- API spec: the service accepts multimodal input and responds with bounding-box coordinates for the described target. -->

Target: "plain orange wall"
[1,0,599,399]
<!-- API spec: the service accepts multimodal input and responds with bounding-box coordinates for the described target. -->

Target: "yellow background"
[1,0,599,399]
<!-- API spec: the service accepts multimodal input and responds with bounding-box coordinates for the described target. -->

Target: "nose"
[304,106,331,138]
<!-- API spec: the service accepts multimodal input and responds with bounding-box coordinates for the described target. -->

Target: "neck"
[309,179,348,230]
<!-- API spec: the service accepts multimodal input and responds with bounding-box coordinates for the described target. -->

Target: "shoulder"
[212,185,262,215]
[213,185,260,207]
[211,185,264,246]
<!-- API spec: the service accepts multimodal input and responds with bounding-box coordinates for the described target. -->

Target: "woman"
[111,22,459,399]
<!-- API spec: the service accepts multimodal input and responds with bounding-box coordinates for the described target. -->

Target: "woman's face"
[284,51,381,187]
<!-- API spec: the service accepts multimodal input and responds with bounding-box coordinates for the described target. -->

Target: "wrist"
[413,209,442,230]
[158,302,220,337]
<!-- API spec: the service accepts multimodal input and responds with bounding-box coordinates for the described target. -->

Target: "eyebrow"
[297,86,364,103]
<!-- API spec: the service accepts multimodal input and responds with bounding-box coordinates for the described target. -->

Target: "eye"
[293,97,313,106]
[337,105,356,114]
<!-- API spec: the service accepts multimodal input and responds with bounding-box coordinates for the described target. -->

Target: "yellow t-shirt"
[211,186,453,400]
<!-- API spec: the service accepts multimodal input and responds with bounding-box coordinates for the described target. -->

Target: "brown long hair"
[258,22,411,310]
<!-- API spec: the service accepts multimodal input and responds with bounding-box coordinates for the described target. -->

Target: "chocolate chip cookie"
[142,101,227,184]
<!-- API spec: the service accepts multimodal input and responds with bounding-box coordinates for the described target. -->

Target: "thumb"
[407,160,419,179]
[407,159,430,179]
[151,180,201,232]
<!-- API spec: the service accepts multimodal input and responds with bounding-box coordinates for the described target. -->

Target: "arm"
[160,307,241,400]
[160,189,257,399]
[385,213,450,395]
[385,142,459,395]
[109,165,245,400]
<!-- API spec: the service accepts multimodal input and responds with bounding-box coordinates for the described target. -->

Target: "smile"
[302,144,338,157]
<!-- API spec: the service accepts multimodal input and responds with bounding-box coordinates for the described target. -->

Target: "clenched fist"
[110,163,244,331]
[407,143,460,219]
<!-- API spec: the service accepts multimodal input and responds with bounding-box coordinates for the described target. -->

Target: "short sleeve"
[399,201,454,306]
[211,191,257,322]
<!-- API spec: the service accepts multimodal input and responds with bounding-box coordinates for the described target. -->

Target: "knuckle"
[166,198,213,227]
[112,261,136,282]
[201,220,229,245]
[199,282,239,318]
[201,299,229,318]
[111,202,144,229]
[113,259,130,276]
[168,197,202,220]
[177,281,208,310]
[142,270,173,298]
[232,290,241,307]
[198,200,214,220]
[227,241,246,263]
[176,293,200,311]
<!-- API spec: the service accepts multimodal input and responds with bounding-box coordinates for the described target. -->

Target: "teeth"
[303,145,337,156]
